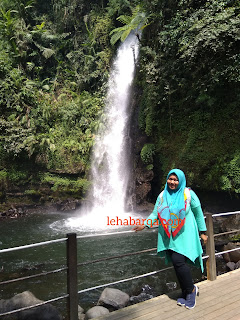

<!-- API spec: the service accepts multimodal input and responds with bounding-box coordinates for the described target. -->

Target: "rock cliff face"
[126,91,155,213]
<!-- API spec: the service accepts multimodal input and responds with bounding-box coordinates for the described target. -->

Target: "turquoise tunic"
[144,189,207,272]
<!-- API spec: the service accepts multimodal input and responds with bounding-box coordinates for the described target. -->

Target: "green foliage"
[230,234,240,242]
[0,0,115,208]
[110,5,149,45]
[0,168,29,189]
[24,189,41,196]
[41,173,90,194]
[0,170,8,180]
[221,153,240,193]
[7,169,29,183]
[107,0,132,17]
[137,0,240,192]
[140,143,155,164]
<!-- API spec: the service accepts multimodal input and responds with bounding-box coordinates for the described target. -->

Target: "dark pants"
[168,250,194,294]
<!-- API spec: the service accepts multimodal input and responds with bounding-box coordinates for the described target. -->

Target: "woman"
[133,168,208,309]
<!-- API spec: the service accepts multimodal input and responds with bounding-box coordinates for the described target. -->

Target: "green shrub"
[8,170,29,183]
[140,143,155,164]
[41,173,91,194]
[221,153,240,193]
[0,170,8,180]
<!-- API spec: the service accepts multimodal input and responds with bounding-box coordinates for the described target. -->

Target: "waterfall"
[66,33,139,231]
[90,34,139,215]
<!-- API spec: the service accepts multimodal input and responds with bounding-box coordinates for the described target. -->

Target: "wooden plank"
[150,282,240,320]
[208,299,240,320]
[187,288,240,320]
[97,295,175,320]
[171,274,240,320]
[95,269,240,320]
[228,313,240,320]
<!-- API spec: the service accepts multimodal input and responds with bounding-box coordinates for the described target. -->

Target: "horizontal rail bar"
[203,247,240,261]
[0,237,67,254]
[78,266,173,294]
[0,267,67,285]
[0,294,68,317]
[77,230,134,240]
[78,247,157,267]
[212,211,240,217]
[215,246,240,257]
[214,229,240,237]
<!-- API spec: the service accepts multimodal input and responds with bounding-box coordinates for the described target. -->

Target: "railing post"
[67,233,78,320]
[205,212,217,281]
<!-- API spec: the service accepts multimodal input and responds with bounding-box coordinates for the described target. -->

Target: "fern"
[117,15,131,25]
[110,5,149,45]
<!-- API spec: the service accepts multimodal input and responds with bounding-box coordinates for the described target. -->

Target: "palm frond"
[120,29,131,43]
[117,15,131,25]
[110,31,122,46]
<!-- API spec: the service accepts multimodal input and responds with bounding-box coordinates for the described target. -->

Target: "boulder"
[223,243,240,263]
[98,288,129,310]
[0,291,62,320]
[226,261,236,271]
[219,215,240,233]
[78,305,85,320]
[85,306,109,319]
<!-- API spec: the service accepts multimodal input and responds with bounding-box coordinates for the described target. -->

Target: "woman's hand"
[132,225,145,232]
[200,234,208,245]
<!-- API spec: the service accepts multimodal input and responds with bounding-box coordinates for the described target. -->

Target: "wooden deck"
[96,269,240,320]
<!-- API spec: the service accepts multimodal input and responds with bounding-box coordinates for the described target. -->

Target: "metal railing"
[0,211,239,320]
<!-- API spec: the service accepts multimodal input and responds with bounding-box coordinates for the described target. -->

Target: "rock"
[166,282,177,291]
[135,168,154,184]
[234,260,240,269]
[135,183,152,205]
[0,291,62,320]
[223,243,240,263]
[98,288,130,310]
[18,305,62,320]
[129,284,154,304]
[226,261,236,271]
[135,168,154,206]
[219,215,240,233]
[130,292,153,304]
[78,305,85,320]
[56,199,80,211]
[85,306,109,319]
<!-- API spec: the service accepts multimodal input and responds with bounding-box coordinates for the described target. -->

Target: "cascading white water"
[90,34,139,215]
[66,33,140,231]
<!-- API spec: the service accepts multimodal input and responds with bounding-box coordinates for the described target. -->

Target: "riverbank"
[0,198,81,219]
